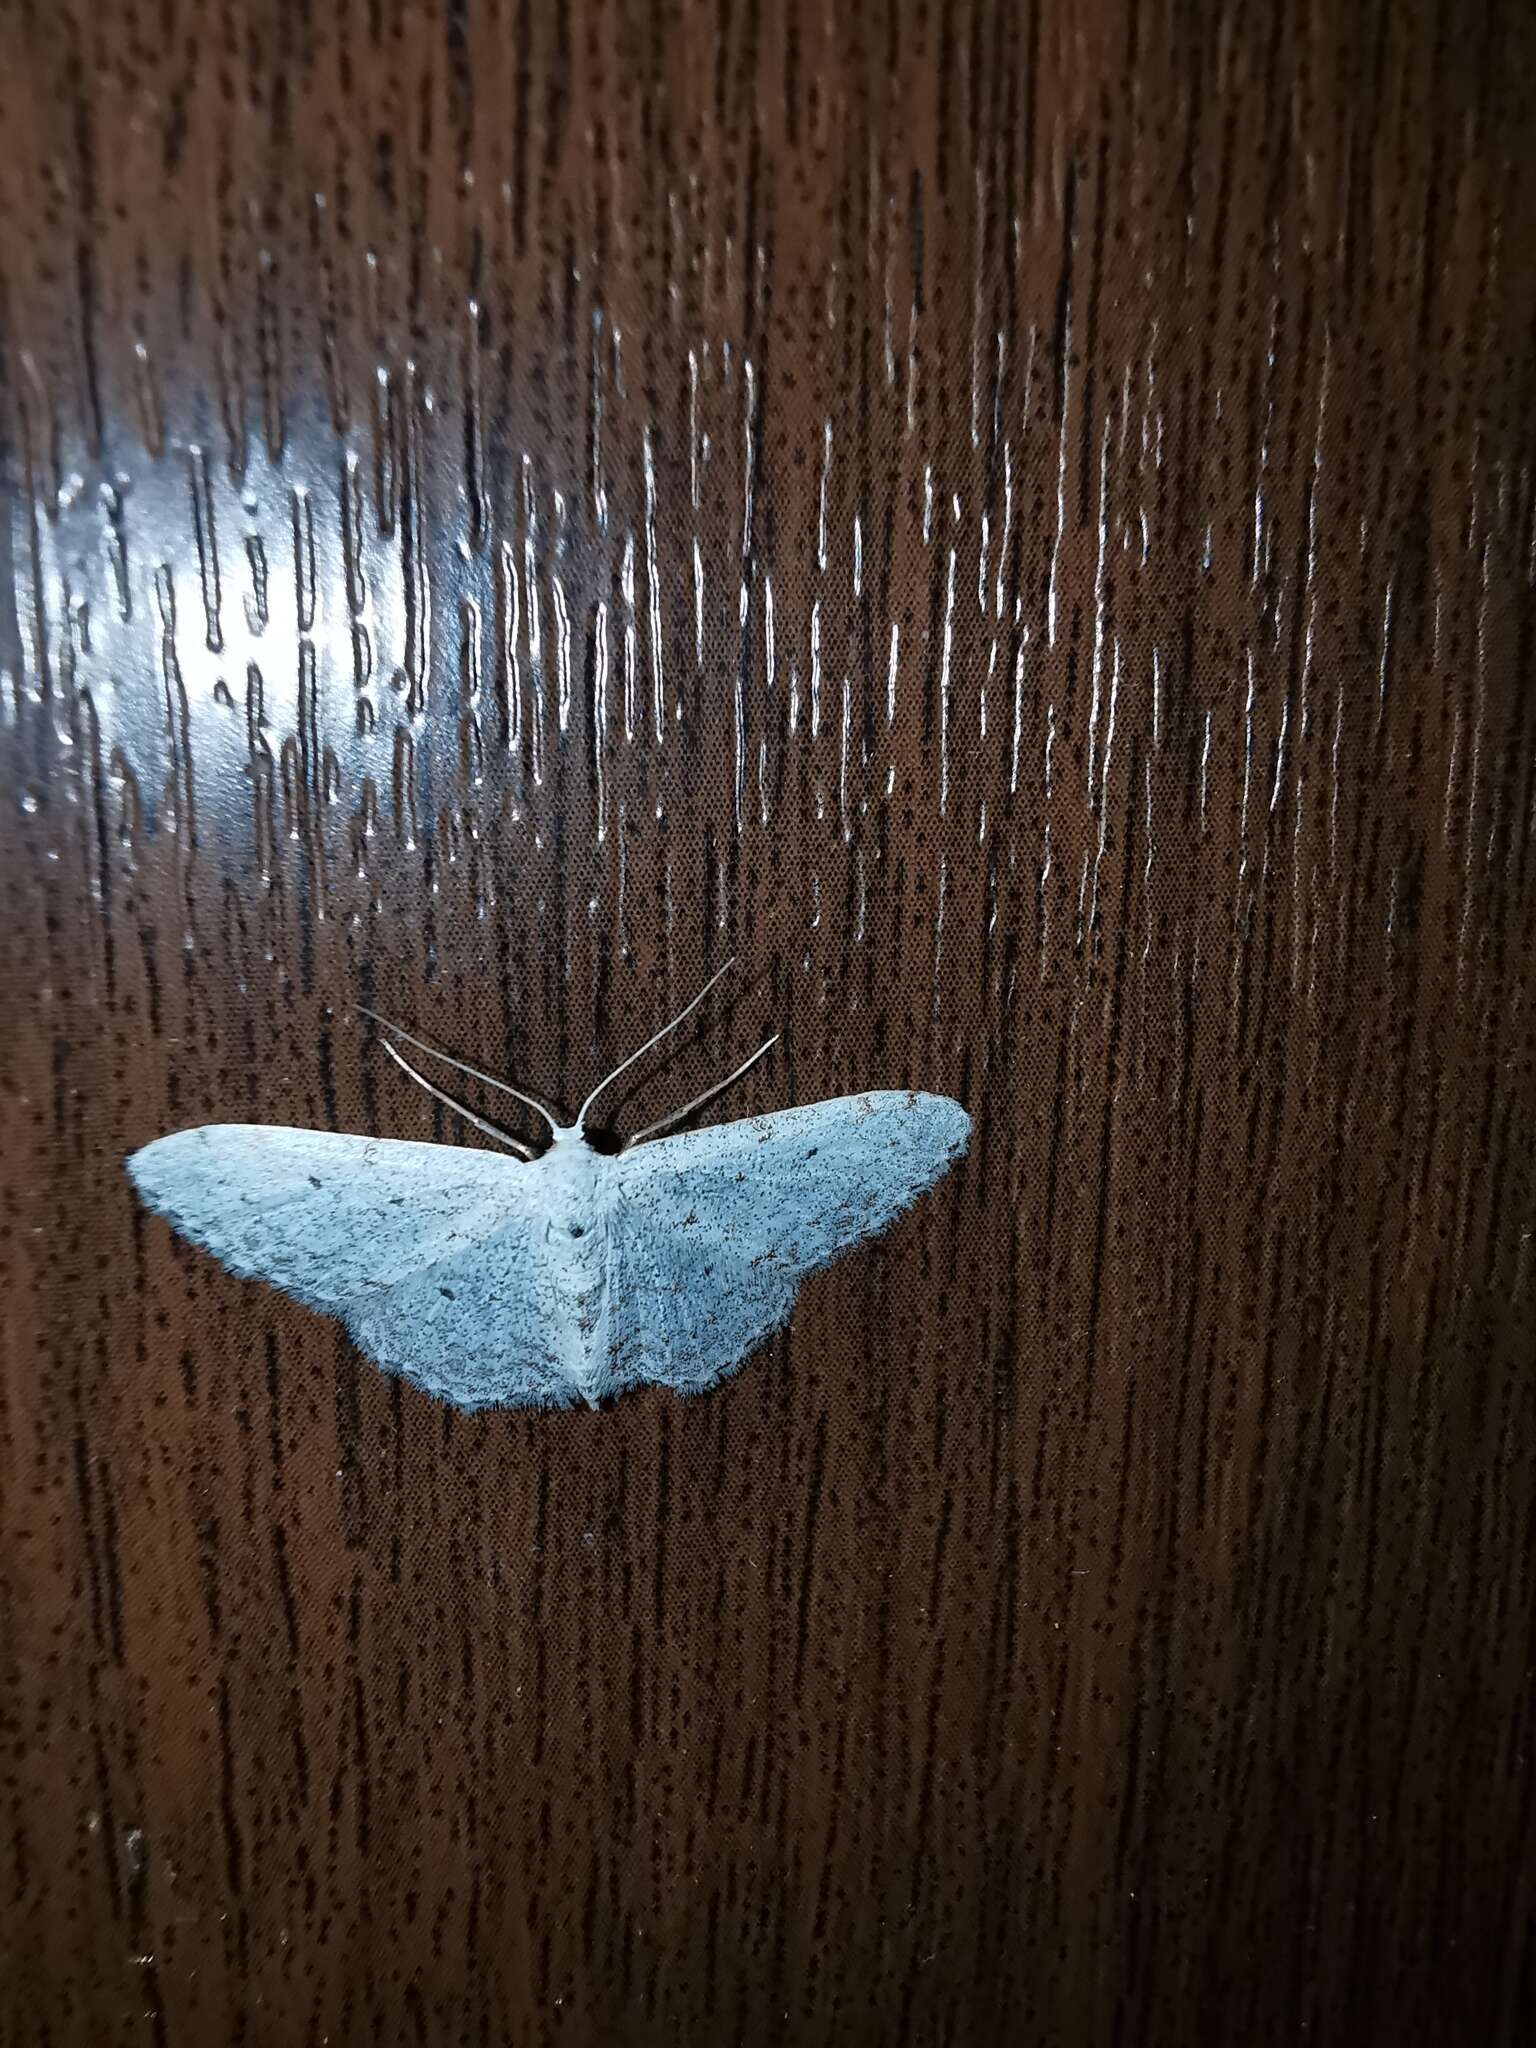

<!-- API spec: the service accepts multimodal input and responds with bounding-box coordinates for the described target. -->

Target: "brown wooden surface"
[3,2,1535,2042]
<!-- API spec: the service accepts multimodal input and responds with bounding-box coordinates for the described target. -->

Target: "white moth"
[126,965,970,1411]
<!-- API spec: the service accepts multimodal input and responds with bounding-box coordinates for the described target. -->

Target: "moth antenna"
[377,1039,535,1159]
[576,958,736,1132]
[358,1005,559,1135]
[623,1033,780,1150]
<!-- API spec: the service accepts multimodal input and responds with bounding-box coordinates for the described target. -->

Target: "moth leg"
[623,1034,780,1149]
[577,957,736,1130]
[376,1039,535,1159]
[358,1005,559,1133]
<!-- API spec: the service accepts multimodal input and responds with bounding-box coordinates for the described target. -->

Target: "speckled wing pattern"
[606,1091,971,1396]
[128,1092,970,1410]
[125,1125,563,1409]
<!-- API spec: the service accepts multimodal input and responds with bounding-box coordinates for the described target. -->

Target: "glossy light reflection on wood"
[2,1,1536,2044]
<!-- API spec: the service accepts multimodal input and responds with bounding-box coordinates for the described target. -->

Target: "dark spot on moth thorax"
[440,1286,456,1300]
[309,1174,324,1188]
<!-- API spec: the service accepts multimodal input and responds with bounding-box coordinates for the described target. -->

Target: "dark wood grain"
[3,2,1535,2042]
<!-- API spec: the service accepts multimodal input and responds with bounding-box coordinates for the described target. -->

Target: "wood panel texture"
[2,2,1535,2042]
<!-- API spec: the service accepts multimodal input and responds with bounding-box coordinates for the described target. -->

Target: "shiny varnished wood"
[3,2,1535,2042]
